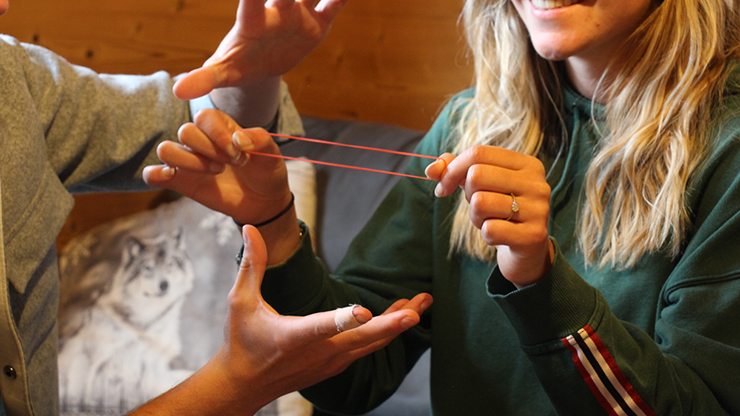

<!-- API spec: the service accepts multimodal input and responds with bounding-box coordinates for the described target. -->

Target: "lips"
[531,0,583,10]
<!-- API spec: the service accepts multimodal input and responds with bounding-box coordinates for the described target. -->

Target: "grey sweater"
[0,34,301,416]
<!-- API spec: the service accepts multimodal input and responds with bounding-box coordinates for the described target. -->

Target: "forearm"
[488,243,736,415]
[209,75,281,129]
[128,355,264,416]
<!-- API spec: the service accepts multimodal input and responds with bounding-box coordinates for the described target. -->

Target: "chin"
[530,41,577,61]
[533,48,570,62]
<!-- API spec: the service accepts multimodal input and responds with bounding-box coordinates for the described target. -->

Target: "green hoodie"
[264,67,740,415]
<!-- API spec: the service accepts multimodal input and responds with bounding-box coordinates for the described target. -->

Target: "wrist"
[210,76,281,128]
[233,193,295,229]
[260,211,302,266]
[205,351,266,416]
[128,355,263,416]
[513,239,556,289]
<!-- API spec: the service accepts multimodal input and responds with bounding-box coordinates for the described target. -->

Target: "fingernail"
[434,183,444,198]
[209,162,224,173]
[400,316,417,330]
[234,152,249,167]
[425,159,440,177]
[162,166,176,178]
[233,130,254,152]
[424,161,434,175]
[223,146,242,164]
[353,307,370,324]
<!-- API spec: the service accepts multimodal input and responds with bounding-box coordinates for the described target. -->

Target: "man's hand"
[173,0,349,100]
[129,225,432,416]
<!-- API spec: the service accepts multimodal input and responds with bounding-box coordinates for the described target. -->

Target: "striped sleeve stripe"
[562,325,655,416]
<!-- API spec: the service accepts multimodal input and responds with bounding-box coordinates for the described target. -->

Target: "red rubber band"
[244,131,445,181]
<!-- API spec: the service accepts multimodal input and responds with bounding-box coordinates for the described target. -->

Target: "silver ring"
[505,193,519,221]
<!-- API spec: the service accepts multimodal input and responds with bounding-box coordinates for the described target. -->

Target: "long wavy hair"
[450,0,740,269]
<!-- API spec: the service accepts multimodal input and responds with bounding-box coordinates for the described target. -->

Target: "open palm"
[174,0,348,99]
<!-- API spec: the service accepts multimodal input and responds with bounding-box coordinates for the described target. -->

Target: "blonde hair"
[450,0,740,269]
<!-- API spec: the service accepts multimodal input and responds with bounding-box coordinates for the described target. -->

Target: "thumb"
[173,66,221,100]
[233,225,268,294]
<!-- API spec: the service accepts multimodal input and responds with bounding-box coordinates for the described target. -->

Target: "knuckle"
[467,164,486,184]
[226,290,245,310]
[525,156,547,176]
[480,220,498,244]
[468,202,485,229]
[530,227,550,244]
[468,145,487,160]
[469,191,486,211]
[178,122,195,135]
[177,123,197,142]
[314,320,333,337]
[534,182,552,200]
[193,108,219,124]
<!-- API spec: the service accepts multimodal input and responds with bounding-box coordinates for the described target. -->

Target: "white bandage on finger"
[334,304,362,333]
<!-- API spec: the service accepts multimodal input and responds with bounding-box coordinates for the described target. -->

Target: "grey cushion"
[282,116,425,272]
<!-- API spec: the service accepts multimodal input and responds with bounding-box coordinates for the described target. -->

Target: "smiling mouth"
[531,0,584,10]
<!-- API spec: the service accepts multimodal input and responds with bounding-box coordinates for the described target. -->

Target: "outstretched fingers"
[326,308,422,366]
[277,293,432,355]
[333,293,432,352]
[314,0,350,19]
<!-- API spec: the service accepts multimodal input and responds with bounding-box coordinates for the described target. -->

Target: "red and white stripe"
[562,325,655,416]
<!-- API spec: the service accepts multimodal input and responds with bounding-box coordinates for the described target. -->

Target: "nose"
[159,280,169,292]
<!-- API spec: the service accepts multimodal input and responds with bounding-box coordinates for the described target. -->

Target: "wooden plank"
[284,3,473,130]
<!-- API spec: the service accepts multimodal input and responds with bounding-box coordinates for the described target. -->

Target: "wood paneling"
[283,0,473,130]
[0,0,234,76]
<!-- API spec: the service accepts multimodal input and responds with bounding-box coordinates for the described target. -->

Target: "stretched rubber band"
[244,131,446,181]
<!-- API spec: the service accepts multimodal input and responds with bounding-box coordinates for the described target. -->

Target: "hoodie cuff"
[487,240,602,348]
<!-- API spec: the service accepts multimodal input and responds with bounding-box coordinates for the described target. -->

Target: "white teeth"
[531,0,581,10]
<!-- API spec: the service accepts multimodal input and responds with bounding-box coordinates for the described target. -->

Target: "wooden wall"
[282,1,474,130]
[0,0,473,248]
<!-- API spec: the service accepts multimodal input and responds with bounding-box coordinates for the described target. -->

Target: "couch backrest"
[282,117,425,271]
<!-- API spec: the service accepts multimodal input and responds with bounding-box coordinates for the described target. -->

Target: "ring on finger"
[505,193,519,221]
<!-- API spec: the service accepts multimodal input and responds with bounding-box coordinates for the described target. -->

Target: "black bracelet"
[233,193,295,228]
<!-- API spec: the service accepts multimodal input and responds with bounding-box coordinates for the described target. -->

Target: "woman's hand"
[426,146,554,288]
